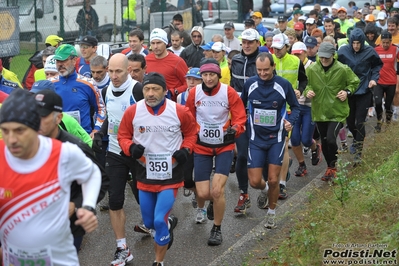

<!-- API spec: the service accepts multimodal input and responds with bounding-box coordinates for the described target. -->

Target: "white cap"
[394,2,399,8]
[291,42,307,54]
[298,15,307,21]
[241,29,260,41]
[377,12,387,20]
[211,42,227,52]
[332,3,340,9]
[306,18,316,24]
[150,28,168,45]
[97,44,111,60]
[271,33,289,49]
[44,55,57,73]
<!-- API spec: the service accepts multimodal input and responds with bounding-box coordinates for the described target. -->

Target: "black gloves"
[130,144,145,159]
[92,132,104,153]
[172,148,189,164]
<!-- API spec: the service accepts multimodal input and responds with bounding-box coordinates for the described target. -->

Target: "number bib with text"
[108,118,120,135]
[4,243,53,266]
[254,109,277,127]
[64,110,81,124]
[146,153,172,180]
[199,122,223,145]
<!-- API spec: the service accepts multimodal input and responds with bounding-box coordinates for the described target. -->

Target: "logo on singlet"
[0,187,13,199]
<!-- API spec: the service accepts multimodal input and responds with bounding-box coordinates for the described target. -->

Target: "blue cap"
[200,41,215,51]
[259,46,269,53]
[304,36,318,48]
[31,80,56,94]
[185,68,201,79]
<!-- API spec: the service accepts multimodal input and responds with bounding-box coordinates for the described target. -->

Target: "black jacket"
[230,48,259,92]
[76,6,99,35]
[56,129,109,237]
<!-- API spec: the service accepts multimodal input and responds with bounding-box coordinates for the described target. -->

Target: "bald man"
[97,53,144,265]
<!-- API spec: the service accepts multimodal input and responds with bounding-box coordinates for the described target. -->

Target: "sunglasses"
[192,35,201,38]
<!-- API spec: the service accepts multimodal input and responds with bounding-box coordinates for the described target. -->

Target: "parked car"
[203,20,276,43]
[270,0,330,15]
[200,0,239,25]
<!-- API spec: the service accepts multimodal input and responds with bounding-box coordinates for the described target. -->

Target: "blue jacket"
[52,71,106,133]
[241,74,300,146]
[337,28,383,95]
[0,77,18,94]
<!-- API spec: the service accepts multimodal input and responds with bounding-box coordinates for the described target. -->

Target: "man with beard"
[52,44,106,136]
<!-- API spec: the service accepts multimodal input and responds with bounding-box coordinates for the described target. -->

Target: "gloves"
[92,132,104,153]
[172,148,189,164]
[130,144,145,159]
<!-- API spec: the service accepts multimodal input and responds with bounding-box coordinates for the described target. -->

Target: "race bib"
[199,122,224,145]
[108,118,120,135]
[4,243,53,266]
[254,109,277,127]
[146,153,172,180]
[64,110,81,124]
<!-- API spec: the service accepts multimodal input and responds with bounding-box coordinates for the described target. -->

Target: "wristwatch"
[346,90,351,96]
[82,205,97,215]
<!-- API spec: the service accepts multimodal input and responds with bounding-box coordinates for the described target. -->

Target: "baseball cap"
[347,8,355,17]
[294,22,304,30]
[293,3,302,9]
[34,89,63,117]
[79,35,98,46]
[293,9,303,15]
[241,29,260,41]
[200,41,215,51]
[298,15,307,21]
[337,7,347,13]
[53,44,78,61]
[271,33,289,49]
[211,42,227,52]
[391,8,399,12]
[44,55,58,73]
[252,11,263,18]
[45,35,63,47]
[150,28,168,45]
[244,19,255,27]
[332,3,340,9]
[377,12,387,20]
[304,36,318,48]
[306,18,316,25]
[278,15,287,22]
[173,13,183,22]
[291,42,307,54]
[31,80,56,94]
[224,21,235,29]
[365,14,375,22]
[185,68,201,79]
[318,42,335,58]
[381,30,392,39]
[362,8,369,15]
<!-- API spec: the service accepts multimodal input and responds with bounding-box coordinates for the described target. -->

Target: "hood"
[190,26,204,45]
[349,28,366,52]
[364,24,379,41]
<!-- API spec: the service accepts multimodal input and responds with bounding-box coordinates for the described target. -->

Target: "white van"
[1,0,123,43]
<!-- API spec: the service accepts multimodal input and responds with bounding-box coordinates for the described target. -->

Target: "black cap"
[278,15,287,22]
[79,35,98,46]
[244,19,255,26]
[143,72,166,91]
[293,3,301,9]
[224,21,234,29]
[34,90,63,117]
[381,30,392,40]
[0,89,41,131]
[173,13,183,22]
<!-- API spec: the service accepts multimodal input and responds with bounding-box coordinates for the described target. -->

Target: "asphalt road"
[77,146,330,266]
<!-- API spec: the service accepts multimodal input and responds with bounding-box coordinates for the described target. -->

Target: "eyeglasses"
[192,35,201,38]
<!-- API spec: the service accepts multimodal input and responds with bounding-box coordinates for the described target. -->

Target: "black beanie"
[143,72,167,91]
[0,89,41,131]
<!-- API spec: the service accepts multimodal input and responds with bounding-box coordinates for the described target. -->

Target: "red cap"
[294,22,304,30]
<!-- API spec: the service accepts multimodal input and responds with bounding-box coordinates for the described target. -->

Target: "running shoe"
[350,142,357,154]
[196,208,207,224]
[152,262,163,266]
[311,144,322,166]
[375,123,382,133]
[167,215,178,250]
[191,193,197,209]
[279,184,288,200]
[303,146,310,156]
[264,213,277,229]
[110,247,133,266]
[183,188,192,197]
[99,203,109,211]
[133,224,151,235]
[257,192,269,209]
[206,201,214,220]
[294,164,307,177]
[207,228,223,246]
[339,142,348,154]
[234,193,251,214]
[321,167,337,181]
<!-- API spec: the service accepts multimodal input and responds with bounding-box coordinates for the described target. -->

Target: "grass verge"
[246,121,399,265]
